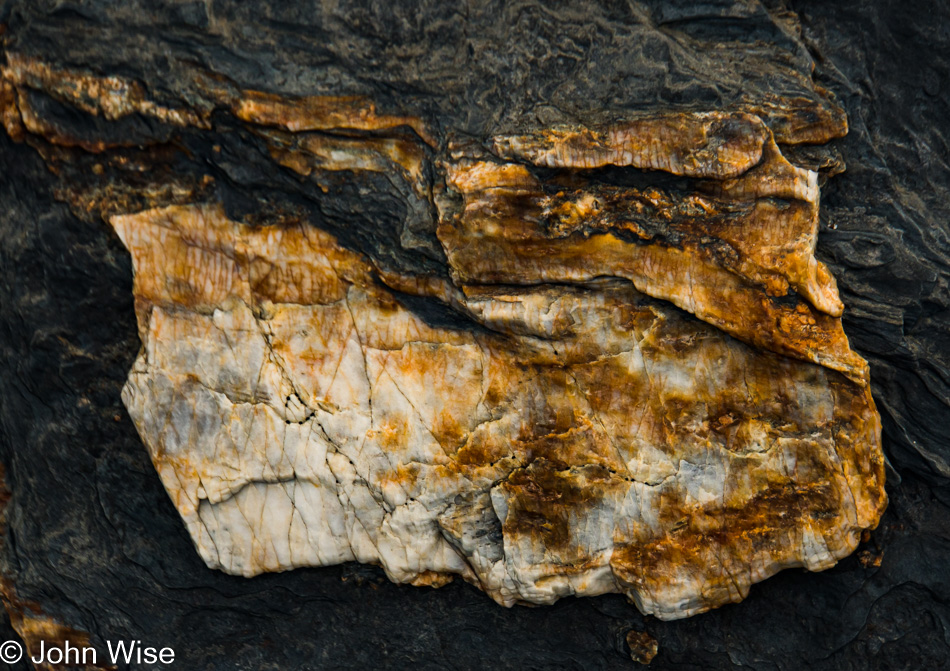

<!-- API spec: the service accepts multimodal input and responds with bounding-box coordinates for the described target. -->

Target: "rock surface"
[114,197,883,618]
[0,0,947,668]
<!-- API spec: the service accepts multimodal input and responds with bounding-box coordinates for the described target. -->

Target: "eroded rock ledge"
[2,53,886,620]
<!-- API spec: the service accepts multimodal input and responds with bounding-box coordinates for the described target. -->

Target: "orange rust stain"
[407,570,455,588]
[234,90,435,146]
[2,52,207,128]
[501,461,624,562]
[492,112,768,179]
[0,77,24,142]
[267,132,429,201]
[610,479,846,596]
[438,128,867,383]
[626,629,659,665]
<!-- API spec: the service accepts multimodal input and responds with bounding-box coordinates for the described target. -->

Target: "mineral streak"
[2,53,886,620]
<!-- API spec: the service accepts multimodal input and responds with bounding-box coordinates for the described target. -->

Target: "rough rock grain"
[112,135,884,617]
[0,46,889,623]
[1,0,946,668]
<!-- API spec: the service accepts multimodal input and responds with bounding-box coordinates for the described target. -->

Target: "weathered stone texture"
[2,1,947,667]
[109,94,885,619]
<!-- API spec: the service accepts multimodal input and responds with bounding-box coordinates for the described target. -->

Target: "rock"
[626,630,659,665]
[108,90,885,619]
[0,1,947,668]
[0,45,887,624]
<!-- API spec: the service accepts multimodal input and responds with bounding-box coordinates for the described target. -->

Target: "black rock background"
[0,1,948,669]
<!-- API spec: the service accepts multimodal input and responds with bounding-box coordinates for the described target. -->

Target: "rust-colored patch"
[407,571,454,588]
[626,629,659,665]
[0,77,23,142]
[2,52,208,128]
[440,120,865,383]
[492,112,768,179]
[234,90,434,146]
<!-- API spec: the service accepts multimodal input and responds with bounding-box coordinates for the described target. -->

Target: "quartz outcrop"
[109,98,885,619]
[0,51,886,620]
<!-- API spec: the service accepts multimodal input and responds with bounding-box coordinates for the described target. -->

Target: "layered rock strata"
[2,54,886,620]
